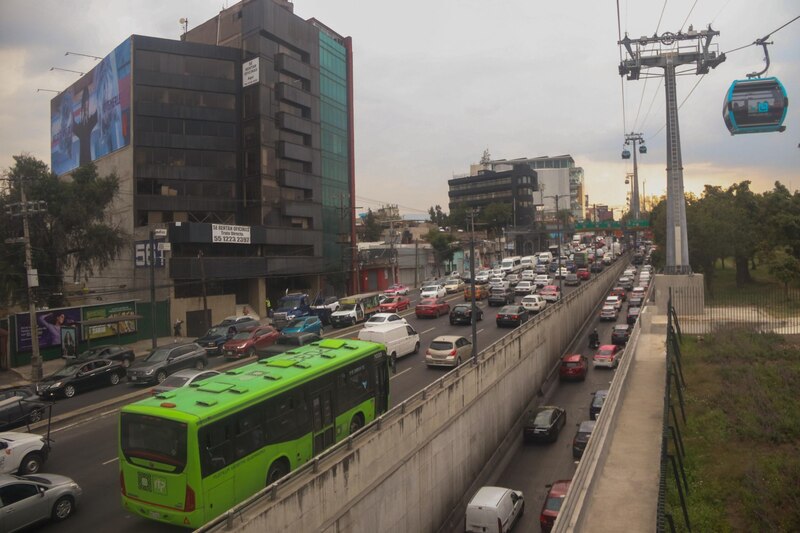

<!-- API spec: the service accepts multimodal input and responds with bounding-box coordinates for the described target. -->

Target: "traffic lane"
[35,410,179,533]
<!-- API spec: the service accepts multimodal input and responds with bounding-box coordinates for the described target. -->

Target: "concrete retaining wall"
[200,260,629,533]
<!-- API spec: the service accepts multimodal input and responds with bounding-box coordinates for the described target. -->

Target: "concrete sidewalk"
[0,335,190,389]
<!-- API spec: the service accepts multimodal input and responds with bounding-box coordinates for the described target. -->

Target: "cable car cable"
[679,0,699,33]
[722,14,800,56]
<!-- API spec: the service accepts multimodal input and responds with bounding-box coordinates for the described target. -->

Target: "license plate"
[130,376,137,381]
[226,351,234,356]
[149,511,161,519]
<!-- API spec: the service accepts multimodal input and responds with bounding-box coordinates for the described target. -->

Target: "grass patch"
[665,331,800,532]
[706,260,800,317]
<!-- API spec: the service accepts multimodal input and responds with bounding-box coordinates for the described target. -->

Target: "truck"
[271,292,312,330]
[330,291,383,328]
[611,242,622,256]
[574,251,589,268]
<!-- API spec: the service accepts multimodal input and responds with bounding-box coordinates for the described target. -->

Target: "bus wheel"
[349,413,365,434]
[266,459,289,485]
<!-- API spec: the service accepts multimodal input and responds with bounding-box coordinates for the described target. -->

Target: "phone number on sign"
[213,235,250,243]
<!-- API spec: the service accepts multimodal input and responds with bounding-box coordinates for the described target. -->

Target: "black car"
[449,304,483,325]
[0,387,47,430]
[626,307,641,324]
[66,344,135,367]
[611,324,632,345]
[487,288,514,307]
[589,390,609,420]
[127,343,208,385]
[572,420,596,459]
[523,405,567,443]
[195,326,236,356]
[590,262,604,273]
[496,305,529,328]
[37,358,126,399]
[628,295,644,309]
[257,332,321,360]
[564,273,580,286]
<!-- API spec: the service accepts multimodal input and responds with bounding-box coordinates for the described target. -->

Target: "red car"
[576,267,590,280]
[593,344,622,369]
[383,283,409,296]
[379,295,411,313]
[415,298,450,318]
[559,353,588,381]
[540,479,572,532]
[222,326,279,359]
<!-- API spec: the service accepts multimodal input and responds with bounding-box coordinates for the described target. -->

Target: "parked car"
[364,313,408,329]
[539,285,561,303]
[611,324,632,345]
[593,344,622,369]
[465,486,524,533]
[222,326,279,359]
[576,267,591,281]
[383,283,409,296]
[521,294,546,314]
[523,406,567,443]
[626,306,641,324]
[464,285,489,301]
[496,305,529,328]
[450,304,483,325]
[0,432,50,475]
[514,280,535,295]
[420,284,446,299]
[150,369,220,396]
[540,479,572,532]
[590,389,609,420]
[444,278,465,293]
[37,359,126,399]
[564,273,580,286]
[488,287,515,307]
[257,332,321,360]
[216,314,260,332]
[415,298,451,318]
[0,388,47,431]
[0,472,82,531]
[425,335,472,368]
[281,316,324,335]
[127,343,208,385]
[572,420,596,459]
[559,353,588,382]
[65,344,135,367]
[379,295,411,313]
[195,326,236,356]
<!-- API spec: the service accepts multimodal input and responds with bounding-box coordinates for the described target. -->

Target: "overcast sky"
[1,0,797,217]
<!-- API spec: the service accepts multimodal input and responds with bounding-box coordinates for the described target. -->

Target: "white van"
[465,486,525,533]
[358,323,420,364]
[538,251,553,264]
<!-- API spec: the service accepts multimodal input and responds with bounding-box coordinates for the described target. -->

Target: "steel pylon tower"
[619,26,725,274]
[624,132,644,219]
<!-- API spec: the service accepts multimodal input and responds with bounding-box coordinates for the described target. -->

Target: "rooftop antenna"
[179,17,188,36]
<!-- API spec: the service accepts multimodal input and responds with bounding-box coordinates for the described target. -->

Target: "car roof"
[370,313,398,318]
[432,335,465,343]
[563,353,584,362]
[598,344,617,350]
[169,368,221,379]
[547,480,572,497]
[469,486,512,507]
[614,324,631,329]
[578,420,596,432]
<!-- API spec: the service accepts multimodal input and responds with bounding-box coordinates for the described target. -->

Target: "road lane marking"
[389,368,412,381]
[51,408,119,433]
[102,457,119,466]
[419,327,435,335]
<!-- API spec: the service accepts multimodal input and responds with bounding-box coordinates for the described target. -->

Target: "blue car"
[281,316,324,335]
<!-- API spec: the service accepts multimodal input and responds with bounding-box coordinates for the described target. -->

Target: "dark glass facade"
[448,165,538,227]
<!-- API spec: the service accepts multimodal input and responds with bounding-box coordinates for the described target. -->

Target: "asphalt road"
[32,275,602,533]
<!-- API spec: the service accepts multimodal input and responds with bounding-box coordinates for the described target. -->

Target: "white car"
[605,295,622,310]
[475,271,491,284]
[420,285,446,299]
[520,269,535,281]
[444,279,464,293]
[533,275,553,288]
[363,313,408,329]
[521,294,547,313]
[488,277,510,290]
[514,281,535,295]
[0,432,50,475]
[554,267,569,279]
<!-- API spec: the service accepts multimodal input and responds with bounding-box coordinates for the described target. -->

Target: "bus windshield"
[121,413,188,471]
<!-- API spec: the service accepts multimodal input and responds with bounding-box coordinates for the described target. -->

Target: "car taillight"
[450,349,457,356]
[120,470,127,496]
[511,314,519,320]
[185,483,196,512]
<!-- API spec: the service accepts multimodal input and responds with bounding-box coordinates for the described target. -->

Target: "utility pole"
[545,194,564,294]
[198,250,208,333]
[623,132,644,220]
[6,185,47,383]
[619,26,725,274]
[149,230,157,349]
[414,239,419,288]
[469,209,478,364]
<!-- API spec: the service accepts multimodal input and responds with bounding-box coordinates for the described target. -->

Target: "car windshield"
[51,365,81,378]
[204,327,227,337]
[593,392,608,407]
[145,348,172,363]
[368,316,388,323]
[454,305,470,312]
[614,326,628,331]
[429,341,454,351]
[499,306,518,313]
[232,332,251,340]
[419,299,436,306]
[287,318,306,327]
[278,295,304,308]
[534,410,553,426]
[77,348,102,358]
[339,303,356,311]
[598,347,615,356]
[158,375,191,388]
[383,297,399,304]
[545,495,565,512]
[422,286,437,292]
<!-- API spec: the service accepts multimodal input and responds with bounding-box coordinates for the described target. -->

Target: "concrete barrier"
[199,259,630,533]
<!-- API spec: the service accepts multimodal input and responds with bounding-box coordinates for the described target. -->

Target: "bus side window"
[199,421,234,476]
[234,407,264,459]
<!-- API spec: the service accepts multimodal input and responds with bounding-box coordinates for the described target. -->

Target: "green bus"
[119,338,390,528]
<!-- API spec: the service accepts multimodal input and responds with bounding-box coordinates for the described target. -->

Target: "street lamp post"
[544,194,564,294]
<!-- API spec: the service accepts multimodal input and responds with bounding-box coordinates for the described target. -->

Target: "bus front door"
[311,388,335,454]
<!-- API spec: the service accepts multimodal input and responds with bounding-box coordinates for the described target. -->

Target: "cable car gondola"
[621,149,631,159]
[723,76,788,135]
[639,144,647,154]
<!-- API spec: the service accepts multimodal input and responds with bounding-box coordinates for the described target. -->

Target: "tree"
[362,209,383,241]
[425,229,457,277]
[427,205,447,227]
[447,204,468,231]
[0,156,128,308]
[763,246,800,298]
[479,202,512,239]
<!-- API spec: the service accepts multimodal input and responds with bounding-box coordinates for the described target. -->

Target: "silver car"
[0,473,82,531]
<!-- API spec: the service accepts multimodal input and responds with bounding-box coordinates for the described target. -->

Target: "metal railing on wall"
[658,288,690,532]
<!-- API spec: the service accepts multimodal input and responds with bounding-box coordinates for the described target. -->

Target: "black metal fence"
[658,289,690,533]
[669,285,800,335]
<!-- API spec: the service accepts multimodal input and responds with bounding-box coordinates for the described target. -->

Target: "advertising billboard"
[50,38,132,176]
[83,301,137,340]
[15,308,82,352]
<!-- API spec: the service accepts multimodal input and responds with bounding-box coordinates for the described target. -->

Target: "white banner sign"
[243,58,259,88]
[212,224,251,244]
